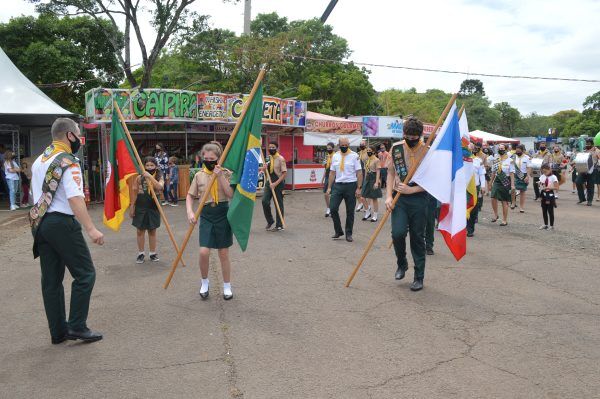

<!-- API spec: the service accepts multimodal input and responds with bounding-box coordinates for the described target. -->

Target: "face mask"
[516,151,523,156]
[498,150,506,155]
[586,145,592,150]
[68,133,81,153]
[269,148,277,155]
[146,167,156,174]
[405,138,420,148]
[540,147,546,152]
[379,149,385,153]
[473,148,480,153]
[367,152,373,157]
[327,149,333,154]
[359,144,366,150]
[554,149,560,153]
[340,146,349,153]
[203,160,217,171]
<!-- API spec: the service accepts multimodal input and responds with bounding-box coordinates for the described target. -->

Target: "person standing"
[262,141,287,231]
[187,142,235,300]
[30,118,104,344]
[473,144,487,213]
[360,145,382,222]
[327,137,363,242]
[386,117,428,291]
[424,193,439,255]
[513,144,530,213]
[467,144,487,237]
[20,159,32,206]
[550,145,565,195]
[533,143,552,200]
[576,140,599,206]
[538,164,559,230]
[378,142,390,189]
[490,144,515,226]
[130,157,164,263]
[3,150,21,210]
[355,139,370,213]
[167,156,179,206]
[321,142,335,217]
[154,143,169,205]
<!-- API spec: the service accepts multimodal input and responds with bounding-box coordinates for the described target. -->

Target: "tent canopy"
[0,47,75,126]
[469,130,519,145]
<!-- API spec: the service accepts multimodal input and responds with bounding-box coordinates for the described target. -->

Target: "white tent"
[0,47,75,125]
[469,130,519,145]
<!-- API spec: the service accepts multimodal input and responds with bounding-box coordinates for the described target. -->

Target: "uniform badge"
[52,168,63,179]
[48,179,58,191]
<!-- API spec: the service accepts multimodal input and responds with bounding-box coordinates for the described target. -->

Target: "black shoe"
[426,249,434,256]
[587,202,592,206]
[332,232,344,239]
[136,253,145,264]
[265,222,274,230]
[395,267,406,280]
[410,279,424,291]
[223,294,233,300]
[577,200,584,204]
[66,328,103,343]
[51,333,68,345]
[467,232,474,237]
[149,253,159,262]
[345,235,353,242]
[199,289,209,299]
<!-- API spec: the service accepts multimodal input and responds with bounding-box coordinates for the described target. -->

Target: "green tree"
[0,14,121,113]
[551,110,579,136]
[516,112,553,137]
[493,101,521,136]
[459,79,485,97]
[459,94,500,132]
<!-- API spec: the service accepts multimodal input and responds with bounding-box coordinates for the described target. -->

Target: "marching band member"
[551,145,565,195]
[575,140,599,206]
[490,144,515,226]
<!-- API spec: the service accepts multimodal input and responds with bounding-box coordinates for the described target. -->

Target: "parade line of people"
[28,118,600,345]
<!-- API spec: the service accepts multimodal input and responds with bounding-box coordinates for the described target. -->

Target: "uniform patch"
[48,179,58,191]
[73,176,82,187]
[52,168,63,179]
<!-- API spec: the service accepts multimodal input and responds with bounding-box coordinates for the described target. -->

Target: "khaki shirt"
[188,169,232,203]
[389,140,426,192]
[365,156,379,172]
[134,173,164,194]
[268,154,287,177]
[358,149,369,163]
[535,150,552,164]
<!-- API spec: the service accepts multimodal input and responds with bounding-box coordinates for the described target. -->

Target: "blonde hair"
[201,141,223,158]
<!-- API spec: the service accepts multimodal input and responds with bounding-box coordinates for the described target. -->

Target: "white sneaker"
[548,226,554,230]
[161,201,168,206]
[9,205,17,211]
[169,202,178,207]
[539,225,548,230]
[355,203,364,212]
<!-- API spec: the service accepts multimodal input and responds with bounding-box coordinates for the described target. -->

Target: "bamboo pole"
[260,152,286,229]
[163,68,267,289]
[113,101,187,268]
[345,93,458,287]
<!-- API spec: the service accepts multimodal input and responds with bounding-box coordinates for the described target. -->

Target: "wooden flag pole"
[259,152,286,229]
[113,101,187,268]
[163,68,267,289]
[345,93,458,287]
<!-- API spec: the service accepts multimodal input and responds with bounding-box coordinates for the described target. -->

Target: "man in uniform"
[386,117,428,291]
[327,137,363,242]
[576,139,599,206]
[467,143,487,237]
[262,141,287,231]
[31,118,104,344]
[533,142,552,200]
[550,145,565,196]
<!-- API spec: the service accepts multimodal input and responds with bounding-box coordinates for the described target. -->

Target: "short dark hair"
[517,144,525,151]
[51,118,78,139]
[541,163,551,170]
[269,141,278,148]
[403,117,423,137]
[326,142,335,148]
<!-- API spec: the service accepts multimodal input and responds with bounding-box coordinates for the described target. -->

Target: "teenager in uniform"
[355,139,370,213]
[490,144,515,226]
[473,144,486,216]
[551,145,565,196]
[187,142,235,300]
[327,137,363,242]
[360,145,381,222]
[576,140,599,206]
[30,118,104,344]
[512,144,530,213]
[378,142,390,189]
[386,117,428,291]
[262,141,287,231]
[533,143,552,200]
[467,143,487,237]
[130,157,164,263]
[538,164,559,230]
[321,142,335,217]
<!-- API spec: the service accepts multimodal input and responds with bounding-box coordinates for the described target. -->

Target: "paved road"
[1,191,599,398]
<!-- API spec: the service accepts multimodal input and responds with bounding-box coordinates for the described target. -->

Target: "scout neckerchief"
[513,154,526,180]
[268,152,280,174]
[29,143,77,246]
[495,155,511,188]
[365,154,376,172]
[324,152,333,170]
[202,166,219,204]
[141,170,158,194]
[339,150,349,172]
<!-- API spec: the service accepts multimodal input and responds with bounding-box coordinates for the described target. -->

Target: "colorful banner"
[262,96,281,124]
[306,118,362,134]
[197,92,227,120]
[362,116,404,138]
[281,100,306,127]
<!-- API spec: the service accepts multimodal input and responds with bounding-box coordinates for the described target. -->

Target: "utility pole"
[243,0,251,35]
[320,0,339,23]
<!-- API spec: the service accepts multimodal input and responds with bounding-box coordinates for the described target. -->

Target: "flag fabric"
[223,84,263,251]
[103,111,140,231]
[412,104,467,260]
[459,111,478,219]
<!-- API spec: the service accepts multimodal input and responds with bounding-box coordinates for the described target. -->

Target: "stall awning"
[304,111,362,146]
[0,47,75,126]
[469,130,519,145]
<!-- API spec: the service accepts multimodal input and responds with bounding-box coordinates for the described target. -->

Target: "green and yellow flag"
[223,84,263,251]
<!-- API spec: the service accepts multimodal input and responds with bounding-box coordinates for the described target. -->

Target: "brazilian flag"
[223,84,263,251]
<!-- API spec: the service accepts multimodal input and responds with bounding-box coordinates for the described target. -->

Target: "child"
[130,157,164,263]
[361,145,381,222]
[187,142,235,300]
[167,156,179,206]
[20,159,31,206]
[538,164,559,230]
[3,150,21,210]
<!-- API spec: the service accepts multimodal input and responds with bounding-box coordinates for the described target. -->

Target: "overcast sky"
[2,0,599,115]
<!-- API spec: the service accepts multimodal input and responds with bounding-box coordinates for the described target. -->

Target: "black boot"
[66,328,103,343]
[395,267,406,280]
[410,278,424,291]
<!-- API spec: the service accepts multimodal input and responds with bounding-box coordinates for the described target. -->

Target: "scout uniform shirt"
[513,154,531,177]
[331,150,361,183]
[535,149,552,164]
[390,140,426,192]
[188,168,232,204]
[31,149,84,215]
[472,156,486,188]
[492,155,515,175]
[268,153,287,178]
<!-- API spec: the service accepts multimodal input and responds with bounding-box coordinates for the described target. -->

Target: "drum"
[574,152,593,174]
[530,158,544,178]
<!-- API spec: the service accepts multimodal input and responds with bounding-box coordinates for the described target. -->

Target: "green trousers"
[35,213,96,339]
[424,193,438,251]
[391,191,427,279]
[262,173,285,228]
[330,182,357,235]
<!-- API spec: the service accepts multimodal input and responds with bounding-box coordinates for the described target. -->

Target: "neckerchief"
[142,171,158,194]
[42,141,72,162]
[325,152,333,170]
[365,154,376,171]
[339,150,348,172]
[268,152,280,174]
[202,166,219,204]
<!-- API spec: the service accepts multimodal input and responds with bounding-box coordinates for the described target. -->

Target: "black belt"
[45,212,74,218]
[335,181,357,185]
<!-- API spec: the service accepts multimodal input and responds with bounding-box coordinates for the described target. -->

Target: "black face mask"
[269,148,277,155]
[340,146,349,153]
[146,168,157,174]
[539,147,546,152]
[586,145,592,150]
[498,150,506,155]
[68,133,81,153]
[554,149,560,152]
[405,138,420,148]
[367,152,373,157]
[327,149,333,154]
[359,145,366,150]
[203,160,217,171]
[516,151,523,156]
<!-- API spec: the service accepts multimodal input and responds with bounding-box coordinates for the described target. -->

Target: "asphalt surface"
[0,189,599,398]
